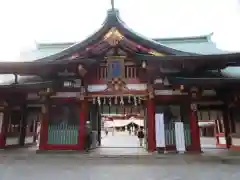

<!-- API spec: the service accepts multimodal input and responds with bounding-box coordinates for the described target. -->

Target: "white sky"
[0,0,240,62]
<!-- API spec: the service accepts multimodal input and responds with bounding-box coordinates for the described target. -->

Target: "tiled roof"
[155,34,227,54]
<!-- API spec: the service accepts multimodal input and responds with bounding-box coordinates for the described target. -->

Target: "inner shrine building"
[0,8,240,152]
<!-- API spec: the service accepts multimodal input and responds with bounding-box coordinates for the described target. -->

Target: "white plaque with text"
[155,113,165,148]
[174,122,186,153]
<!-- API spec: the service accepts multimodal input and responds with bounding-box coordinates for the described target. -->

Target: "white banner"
[174,122,186,153]
[155,113,165,148]
[0,112,3,134]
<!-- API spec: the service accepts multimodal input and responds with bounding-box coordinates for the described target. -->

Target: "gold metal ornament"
[103,27,124,46]
[148,50,165,56]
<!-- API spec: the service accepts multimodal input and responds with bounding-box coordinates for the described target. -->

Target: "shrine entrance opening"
[88,96,148,149]
[197,108,224,149]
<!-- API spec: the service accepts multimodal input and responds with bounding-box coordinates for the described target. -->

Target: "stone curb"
[33,152,240,164]
[2,150,240,164]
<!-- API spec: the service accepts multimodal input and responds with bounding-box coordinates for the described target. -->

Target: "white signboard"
[63,80,82,88]
[174,122,186,153]
[155,113,165,148]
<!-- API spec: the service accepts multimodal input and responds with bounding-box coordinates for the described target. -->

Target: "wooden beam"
[0,58,98,75]
[133,53,240,70]
[0,81,54,93]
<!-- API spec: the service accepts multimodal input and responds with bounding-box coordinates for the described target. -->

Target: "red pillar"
[223,107,232,149]
[0,112,6,149]
[78,99,88,150]
[39,105,49,150]
[215,119,220,145]
[147,99,156,152]
[189,104,201,152]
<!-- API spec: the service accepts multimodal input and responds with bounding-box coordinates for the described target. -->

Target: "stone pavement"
[101,131,141,148]
[101,131,220,149]
[201,137,218,148]
[1,143,240,180]
[0,154,240,180]
[1,132,240,165]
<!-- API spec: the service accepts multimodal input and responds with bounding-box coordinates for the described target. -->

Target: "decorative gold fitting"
[103,27,124,46]
[148,50,165,56]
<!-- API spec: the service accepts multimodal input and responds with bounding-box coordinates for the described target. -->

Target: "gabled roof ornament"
[111,0,115,10]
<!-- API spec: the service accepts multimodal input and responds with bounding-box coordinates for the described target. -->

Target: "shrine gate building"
[0,9,240,152]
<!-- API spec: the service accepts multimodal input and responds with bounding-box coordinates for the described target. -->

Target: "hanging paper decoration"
[97,97,101,105]
[120,96,124,105]
[134,96,137,106]
[103,97,106,104]
[138,96,141,104]
[128,96,131,103]
[109,97,112,106]
[114,96,118,104]
[92,97,96,104]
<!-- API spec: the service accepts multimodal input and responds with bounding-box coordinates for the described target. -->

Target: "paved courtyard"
[101,131,142,148]
[0,132,240,180]
[99,131,148,155]
[201,137,218,148]
[94,131,234,156]
[100,131,220,150]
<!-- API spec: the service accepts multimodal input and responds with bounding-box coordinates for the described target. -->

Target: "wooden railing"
[97,66,108,80]
[125,65,138,79]
[95,65,138,80]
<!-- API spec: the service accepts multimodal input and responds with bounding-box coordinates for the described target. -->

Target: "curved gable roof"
[32,9,194,62]
[20,34,227,61]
